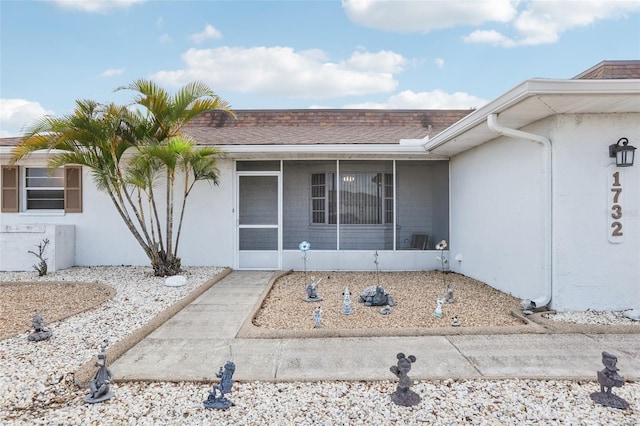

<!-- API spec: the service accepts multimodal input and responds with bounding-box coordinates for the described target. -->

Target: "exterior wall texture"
[551,113,639,311]
[0,160,236,269]
[450,113,640,312]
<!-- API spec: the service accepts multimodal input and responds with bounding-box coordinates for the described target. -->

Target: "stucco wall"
[450,113,640,312]
[0,223,75,271]
[0,159,235,269]
[551,113,639,311]
[449,122,547,302]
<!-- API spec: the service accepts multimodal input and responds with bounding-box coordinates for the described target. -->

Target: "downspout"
[487,113,552,309]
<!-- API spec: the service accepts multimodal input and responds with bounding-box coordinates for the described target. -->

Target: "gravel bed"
[1,267,638,424]
[254,271,524,330]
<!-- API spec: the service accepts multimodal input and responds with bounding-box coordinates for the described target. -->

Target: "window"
[1,165,82,213]
[25,167,65,209]
[311,171,393,225]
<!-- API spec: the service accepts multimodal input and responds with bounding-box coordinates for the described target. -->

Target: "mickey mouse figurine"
[390,352,421,406]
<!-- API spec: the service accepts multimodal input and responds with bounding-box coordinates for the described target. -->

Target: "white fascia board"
[423,78,640,153]
[220,143,431,155]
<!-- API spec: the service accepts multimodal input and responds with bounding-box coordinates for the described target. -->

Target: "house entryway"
[236,171,281,269]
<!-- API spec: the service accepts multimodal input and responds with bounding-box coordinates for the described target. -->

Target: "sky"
[1,0,639,137]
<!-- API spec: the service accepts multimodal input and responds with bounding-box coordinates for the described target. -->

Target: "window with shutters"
[1,166,82,212]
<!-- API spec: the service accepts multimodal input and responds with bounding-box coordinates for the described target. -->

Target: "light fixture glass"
[609,137,636,167]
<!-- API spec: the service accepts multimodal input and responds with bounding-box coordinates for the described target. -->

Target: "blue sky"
[1,0,639,137]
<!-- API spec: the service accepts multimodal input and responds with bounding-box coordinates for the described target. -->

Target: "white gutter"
[487,113,552,309]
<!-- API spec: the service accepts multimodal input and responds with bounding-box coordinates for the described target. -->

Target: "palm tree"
[11,80,234,276]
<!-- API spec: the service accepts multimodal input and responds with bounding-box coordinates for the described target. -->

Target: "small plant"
[373,250,380,286]
[28,238,50,276]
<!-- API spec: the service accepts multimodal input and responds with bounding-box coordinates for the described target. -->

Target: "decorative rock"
[590,351,629,409]
[341,287,353,315]
[359,285,395,307]
[451,316,460,327]
[165,275,187,287]
[84,341,114,404]
[390,352,421,406]
[204,361,236,409]
[28,311,52,341]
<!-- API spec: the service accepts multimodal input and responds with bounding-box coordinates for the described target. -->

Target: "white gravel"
[1,267,638,425]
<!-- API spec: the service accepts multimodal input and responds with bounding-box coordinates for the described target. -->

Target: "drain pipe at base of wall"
[487,113,552,309]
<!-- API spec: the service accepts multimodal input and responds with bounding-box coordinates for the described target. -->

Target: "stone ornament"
[359,285,395,307]
[443,284,454,304]
[204,360,236,409]
[84,341,114,404]
[433,298,444,318]
[28,311,52,342]
[313,306,322,328]
[590,351,629,409]
[304,277,323,302]
[390,352,421,407]
[451,316,460,327]
[341,287,353,315]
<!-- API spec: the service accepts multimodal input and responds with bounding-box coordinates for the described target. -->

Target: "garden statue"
[433,298,444,318]
[84,341,114,404]
[359,285,395,307]
[390,352,421,406]
[341,287,353,315]
[443,284,454,304]
[590,351,629,409]
[313,306,322,328]
[204,360,236,409]
[28,311,52,341]
[304,276,323,302]
[451,316,460,327]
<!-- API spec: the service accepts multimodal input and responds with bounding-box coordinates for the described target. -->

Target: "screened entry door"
[237,173,281,269]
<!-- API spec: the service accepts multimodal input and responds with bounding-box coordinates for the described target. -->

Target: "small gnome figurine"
[451,316,460,327]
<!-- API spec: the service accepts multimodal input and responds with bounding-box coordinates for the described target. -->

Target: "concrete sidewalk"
[110,271,640,383]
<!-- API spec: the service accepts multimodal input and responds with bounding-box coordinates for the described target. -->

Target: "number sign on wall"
[608,166,624,243]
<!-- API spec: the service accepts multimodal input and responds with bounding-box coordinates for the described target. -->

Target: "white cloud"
[0,99,54,137]
[190,24,223,44]
[466,0,640,47]
[51,0,145,13]
[159,34,172,44]
[150,46,403,98]
[343,0,640,47]
[156,17,163,27]
[101,68,125,77]
[434,58,445,69]
[344,89,487,110]
[343,0,516,32]
[346,51,406,73]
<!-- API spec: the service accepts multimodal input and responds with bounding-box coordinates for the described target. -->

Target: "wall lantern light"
[609,137,636,167]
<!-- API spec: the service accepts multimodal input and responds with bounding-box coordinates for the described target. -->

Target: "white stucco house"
[1,60,639,313]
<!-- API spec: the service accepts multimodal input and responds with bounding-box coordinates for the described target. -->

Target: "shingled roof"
[573,60,640,80]
[183,109,472,146]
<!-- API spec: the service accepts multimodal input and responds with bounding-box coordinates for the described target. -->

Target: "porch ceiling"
[424,79,640,157]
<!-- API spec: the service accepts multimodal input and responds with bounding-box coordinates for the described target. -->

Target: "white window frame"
[22,167,65,211]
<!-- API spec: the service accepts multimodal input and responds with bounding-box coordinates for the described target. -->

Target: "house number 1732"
[608,169,624,243]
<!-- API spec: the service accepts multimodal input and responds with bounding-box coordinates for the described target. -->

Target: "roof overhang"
[218,143,447,160]
[424,79,640,157]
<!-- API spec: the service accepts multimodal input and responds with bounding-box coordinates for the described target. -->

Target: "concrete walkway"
[110,271,640,383]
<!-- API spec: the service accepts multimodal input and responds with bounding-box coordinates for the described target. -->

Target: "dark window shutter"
[64,166,82,213]
[1,165,19,212]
